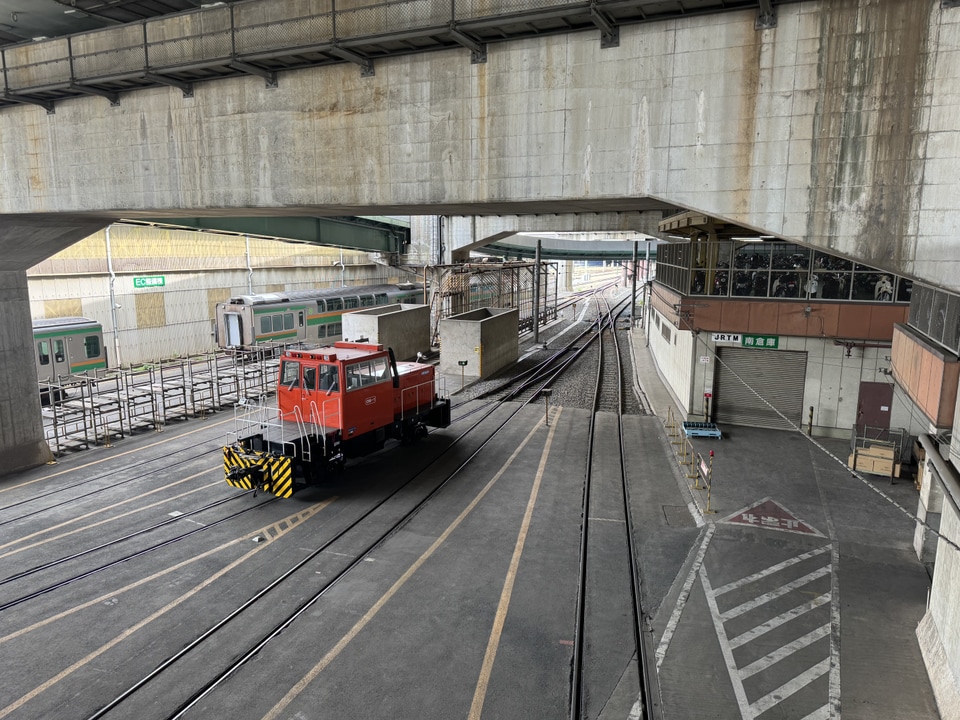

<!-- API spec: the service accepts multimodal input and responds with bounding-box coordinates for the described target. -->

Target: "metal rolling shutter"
[714,347,807,430]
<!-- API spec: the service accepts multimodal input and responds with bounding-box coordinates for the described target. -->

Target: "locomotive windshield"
[318,364,339,393]
[280,360,300,389]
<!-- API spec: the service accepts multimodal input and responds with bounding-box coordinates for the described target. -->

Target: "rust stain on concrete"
[807,0,929,272]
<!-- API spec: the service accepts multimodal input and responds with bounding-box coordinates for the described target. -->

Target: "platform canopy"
[470,232,661,261]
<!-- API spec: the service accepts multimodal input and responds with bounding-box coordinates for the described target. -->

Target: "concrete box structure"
[439,308,519,379]
[341,304,430,362]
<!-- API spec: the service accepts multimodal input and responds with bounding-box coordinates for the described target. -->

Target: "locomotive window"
[360,295,375,307]
[280,360,300,389]
[327,298,343,312]
[345,357,390,391]
[54,340,65,363]
[84,335,101,359]
[260,316,271,334]
[303,366,316,392]
[319,364,339,392]
[38,341,50,366]
[344,297,359,309]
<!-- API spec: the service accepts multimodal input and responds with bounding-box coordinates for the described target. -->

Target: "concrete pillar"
[0,270,53,471]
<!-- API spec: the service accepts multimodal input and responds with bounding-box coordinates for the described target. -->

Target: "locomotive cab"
[224,342,450,497]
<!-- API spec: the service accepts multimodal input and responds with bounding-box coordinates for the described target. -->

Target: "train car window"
[375,293,388,305]
[318,325,326,339]
[298,311,305,328]
[319,364,338,392]
[344,297,359,309]
[280,360,300,389]
[260,316,272,334]
[273,315,283,332]
[328,322,342,337]
[54,340,65,362]
[84,335,101,359]
[327,298,343,312]
[360,295,375,307]
[284,313,294,330]
[317,300,326,312]
[303,366,316,392]
[38,341,50,366]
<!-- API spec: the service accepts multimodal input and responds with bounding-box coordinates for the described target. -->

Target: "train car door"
[224,313,243,347]
[302,361,342,429]
[50,337,71,381]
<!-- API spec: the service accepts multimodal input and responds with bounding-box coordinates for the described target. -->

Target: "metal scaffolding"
[427,261,559,345]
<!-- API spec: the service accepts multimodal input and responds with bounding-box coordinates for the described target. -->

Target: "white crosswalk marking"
[702,543,835,719]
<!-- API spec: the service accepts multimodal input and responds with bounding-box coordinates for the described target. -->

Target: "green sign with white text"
[133,276,165,289]
[742,334,779,349]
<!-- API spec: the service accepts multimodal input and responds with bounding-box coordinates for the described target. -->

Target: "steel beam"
[1,90,54,114]
[756,0,777,29]
[144,73,194,98]
[228,61,278,88]
[133,216,409,254]
[69,83,120,106]
[449,27,487,64]
[329,46,375,77]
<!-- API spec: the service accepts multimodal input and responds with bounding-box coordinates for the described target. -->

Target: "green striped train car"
[215,283,424,351]
[33,317,107,400]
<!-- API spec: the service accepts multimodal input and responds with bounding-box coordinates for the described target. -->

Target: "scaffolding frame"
[426,261,559,345]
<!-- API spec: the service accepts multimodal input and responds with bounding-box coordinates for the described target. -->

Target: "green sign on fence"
[742,334,779,349]
[133,276,165,289]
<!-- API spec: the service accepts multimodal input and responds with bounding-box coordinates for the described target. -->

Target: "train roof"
[32,317,100,330]
[225,283,422,306]
[284,341,388,363]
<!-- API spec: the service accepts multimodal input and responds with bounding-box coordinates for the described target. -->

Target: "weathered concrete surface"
[0,270,53,474]
[0,1,956,292]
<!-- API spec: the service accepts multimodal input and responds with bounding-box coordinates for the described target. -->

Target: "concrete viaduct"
[0,0,957,475]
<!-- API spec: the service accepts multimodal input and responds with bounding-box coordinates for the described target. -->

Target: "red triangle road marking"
[720,497,824,536]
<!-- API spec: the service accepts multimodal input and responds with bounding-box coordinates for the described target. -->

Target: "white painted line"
[799,703,831,720]
[738,624,831,679]
[699,565,753,719]
[713,545,831,596]
[728,593,831,649]
[828,541,841,719]
[749,658,830,715]
[720,565,831,621]
[655,525,716,670]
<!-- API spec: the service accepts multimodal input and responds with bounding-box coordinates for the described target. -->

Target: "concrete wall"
[0,2,957,295]
[439,308,519,378]
[342,304,430,361]
[0,271,52,471]
[647,307,695,415]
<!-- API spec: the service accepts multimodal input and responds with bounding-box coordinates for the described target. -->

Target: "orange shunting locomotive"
[223,342,451,497]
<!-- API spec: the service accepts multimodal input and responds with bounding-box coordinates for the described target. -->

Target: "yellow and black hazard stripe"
[223,446,295,499]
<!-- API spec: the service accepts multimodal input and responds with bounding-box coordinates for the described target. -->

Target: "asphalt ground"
[0,313,943,720]
[0,391,646,719]
[629,327,941,720]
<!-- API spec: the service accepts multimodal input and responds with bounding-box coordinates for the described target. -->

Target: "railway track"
[2,284,657,719]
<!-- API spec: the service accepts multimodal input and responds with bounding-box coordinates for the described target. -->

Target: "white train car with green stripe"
[33,317,108,401]
[215,283,424,350]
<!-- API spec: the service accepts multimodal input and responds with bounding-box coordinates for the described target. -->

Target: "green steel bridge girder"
[482,241,657,262]
[139,216,410,253]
